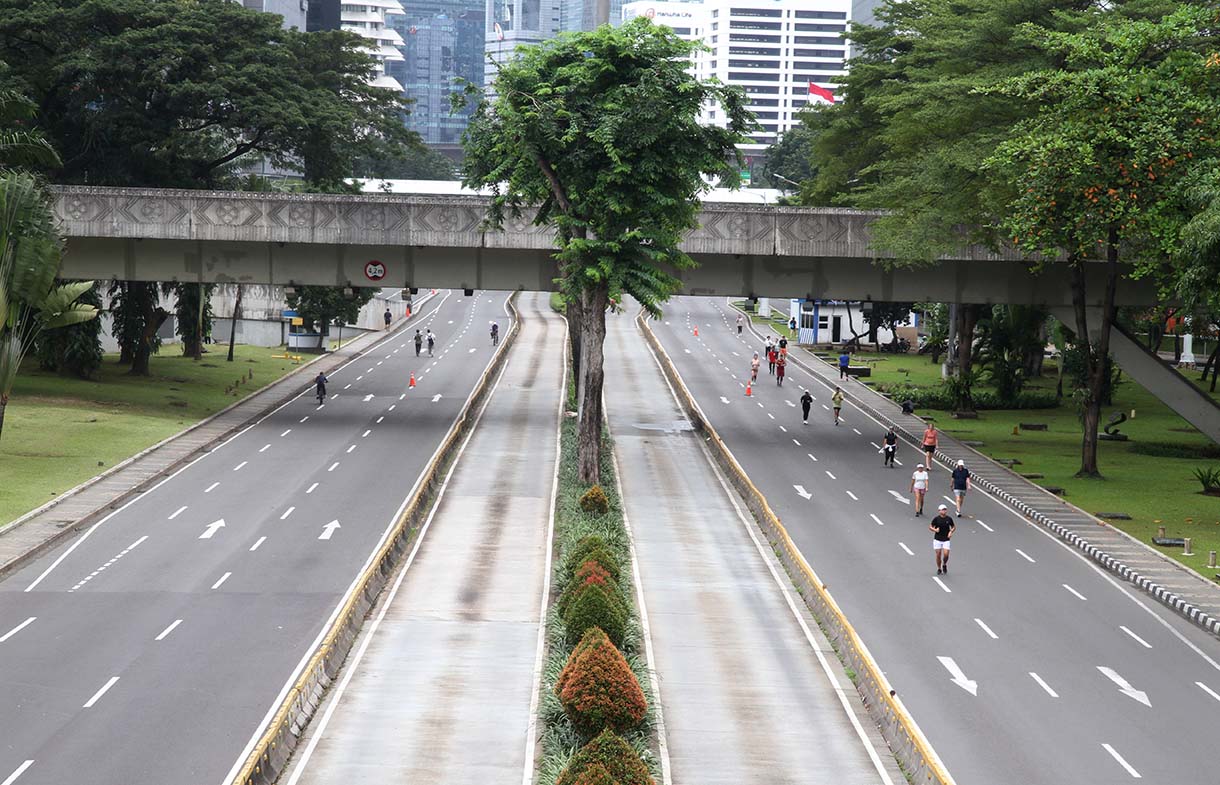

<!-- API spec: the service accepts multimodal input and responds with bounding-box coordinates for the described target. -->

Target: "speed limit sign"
[364,261,386,281]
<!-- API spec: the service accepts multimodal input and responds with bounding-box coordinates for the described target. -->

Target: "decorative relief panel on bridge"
[410,200,489,248]
[775,209,878,258]
[682,206,776,255]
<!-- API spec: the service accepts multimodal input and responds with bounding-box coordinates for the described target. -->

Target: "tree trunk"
[118,345,133,364]
[0,396,7,443]
[956,304,978,378]
[567,290,584,410]
[227,284,242,362]
[1071,231,1120,479]
[131,307,169,376]
[943,303,958,378]
[576,283,609,485]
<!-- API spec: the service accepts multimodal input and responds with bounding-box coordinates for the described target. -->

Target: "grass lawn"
[845,351,1220,579]
[0,345,306,527]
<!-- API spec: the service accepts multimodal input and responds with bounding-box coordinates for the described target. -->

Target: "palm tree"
[0,88,59,170]
[0,171,98,441]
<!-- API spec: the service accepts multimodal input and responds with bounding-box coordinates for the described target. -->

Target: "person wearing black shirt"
[800,390,813,424]
[930,505,956,575]
[881,427,898,467]
[951,459,972,517]
[414,329,423,356]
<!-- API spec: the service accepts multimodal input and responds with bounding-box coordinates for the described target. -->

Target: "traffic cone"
[745,382,752,397]
[694,326,699,337]
[409,373,416,389]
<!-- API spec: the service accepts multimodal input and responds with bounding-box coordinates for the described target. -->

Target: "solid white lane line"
[1197,682,1220,703]
[281,429,292,437]
[1030,672,1059,698]
[845,490,858,501]
[898,542,914,556]
[1063,584,1088,601]
[249,536,267,552]
[1119,626,1152,649]
[233,461,247,471]
[83,676,120,708]
[933,577,951,593]
[306,483,319,494]
[1015,548,1036,563]
[975,519,994,532]
[205,482,219,493]
[280,507,295,520]
[212,572,232,590]
[1,761,34,785]
[362,429,371,438]
[870,514,885,526]
[167,505,188,520]
[1101,744,1142,779]
[0,617,36,643]
[155,619,183,641]
[346,445,356,453]
[974,618,999,639]
[328,462,339,472]
[825,470,836,480]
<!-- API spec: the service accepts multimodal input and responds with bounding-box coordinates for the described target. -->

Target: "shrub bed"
[876,382,1059,411]
[537,366,659,784]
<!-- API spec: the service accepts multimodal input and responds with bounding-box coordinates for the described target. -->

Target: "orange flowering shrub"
[557,627,611,697]
[579,484,611,515]
[556,626,647,736]
[558,560,615,617]
[564,536,623,583]
[569,763,615,785]
[555,730,654,785]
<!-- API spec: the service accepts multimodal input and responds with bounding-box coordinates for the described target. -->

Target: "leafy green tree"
[0,171,98,440]
[983,5,1220,476]
[286,286,376,340]
[357,144,456,182]
[0,0,415,188]
[759,122,818,191]
[173,283,214,359]
[0,80,58,170]
[461,19,752,483]
[36,282,103,378]
[976,305,1048,405]
[863,301,912,349]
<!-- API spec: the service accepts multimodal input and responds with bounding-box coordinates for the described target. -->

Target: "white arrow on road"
[1098,667,1150,707]
[938,656,978,696]
[889,490,911,506]
[363,394,374,402]
[794,485,812,500]
[432,394,443,402]
[785,400,795,407]
[319,520,341,541]
[199,519,225,539]
[720,396,731,404]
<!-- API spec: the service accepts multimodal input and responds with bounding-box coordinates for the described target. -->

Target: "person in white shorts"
[910,463,930,517]
[930,504,956,575]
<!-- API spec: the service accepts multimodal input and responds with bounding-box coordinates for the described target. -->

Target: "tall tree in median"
[461,18,752,483]
[0,172,98,441]
[984,5,1220,476]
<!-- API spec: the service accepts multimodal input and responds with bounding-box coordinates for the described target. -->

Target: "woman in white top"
[910,463,930,517]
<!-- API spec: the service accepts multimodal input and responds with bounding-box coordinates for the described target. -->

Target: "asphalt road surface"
[650,296,1220,785]
[285,292,564,785]
[0,290,512,785]
[604,308,901,785]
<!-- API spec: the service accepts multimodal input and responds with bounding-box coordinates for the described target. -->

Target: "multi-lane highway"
[649,296,1220,785]
[0,290,512,785]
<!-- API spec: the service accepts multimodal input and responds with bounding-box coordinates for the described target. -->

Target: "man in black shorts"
[881,426,898,467]
[800,390,813,425]
[930,504,956,575]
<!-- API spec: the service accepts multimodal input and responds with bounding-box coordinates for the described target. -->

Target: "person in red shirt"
[767,347,777,375]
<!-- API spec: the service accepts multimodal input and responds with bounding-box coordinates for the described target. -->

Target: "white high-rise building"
[342,0,408,90]
[622,0,848,153]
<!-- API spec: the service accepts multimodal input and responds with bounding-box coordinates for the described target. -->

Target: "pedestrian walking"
[426,329,435,357]
[800,390,813,424]
[414,329,423,356]
[930,504,956,575]
[764,335,774,359]
[736,314,744,334]
[750,352,760,383]
[778,335,788,352]
[951,459,971,517]
[776,354,786,386]
[831,387,844,425]
[881,425,898,467]
[383,307,392,329]
[768,346,777,375]
[490,321,499,346]
[838,349,851,379]
[921,423,939,464]
[314,372,328,404]
[910,463,930,516]
[788,316,797,332]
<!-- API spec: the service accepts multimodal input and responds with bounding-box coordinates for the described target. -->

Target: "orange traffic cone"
[745,382,752,397]
[694,326,699,337]
[409,373,416,389]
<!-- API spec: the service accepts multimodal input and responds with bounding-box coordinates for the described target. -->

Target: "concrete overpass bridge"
[50,186,1157,307]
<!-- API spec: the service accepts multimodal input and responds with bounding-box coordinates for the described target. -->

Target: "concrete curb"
[735,304,1220,641]
[638,310,956,785]
[0,293,439,581]
[232,293,523,785]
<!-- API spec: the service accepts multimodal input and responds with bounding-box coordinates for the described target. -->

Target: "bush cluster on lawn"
[877,382,1059,411]
[1130,441,1220,460]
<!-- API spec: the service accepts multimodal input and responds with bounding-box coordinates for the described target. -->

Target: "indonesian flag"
[808,81,836,104]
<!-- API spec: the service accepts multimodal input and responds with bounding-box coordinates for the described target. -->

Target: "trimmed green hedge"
[877,382,1059,411]
[555,729,654,785]
[1129,440,1220,459]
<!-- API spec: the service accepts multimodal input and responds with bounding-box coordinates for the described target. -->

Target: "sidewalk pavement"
[739,311,1220,639]
[0,294,436,579]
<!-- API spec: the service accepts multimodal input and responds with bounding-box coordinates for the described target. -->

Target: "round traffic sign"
[364,261,386,281]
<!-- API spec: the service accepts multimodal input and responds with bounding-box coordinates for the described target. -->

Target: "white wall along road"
[653,296,1220,785]
[0,290,513,785]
